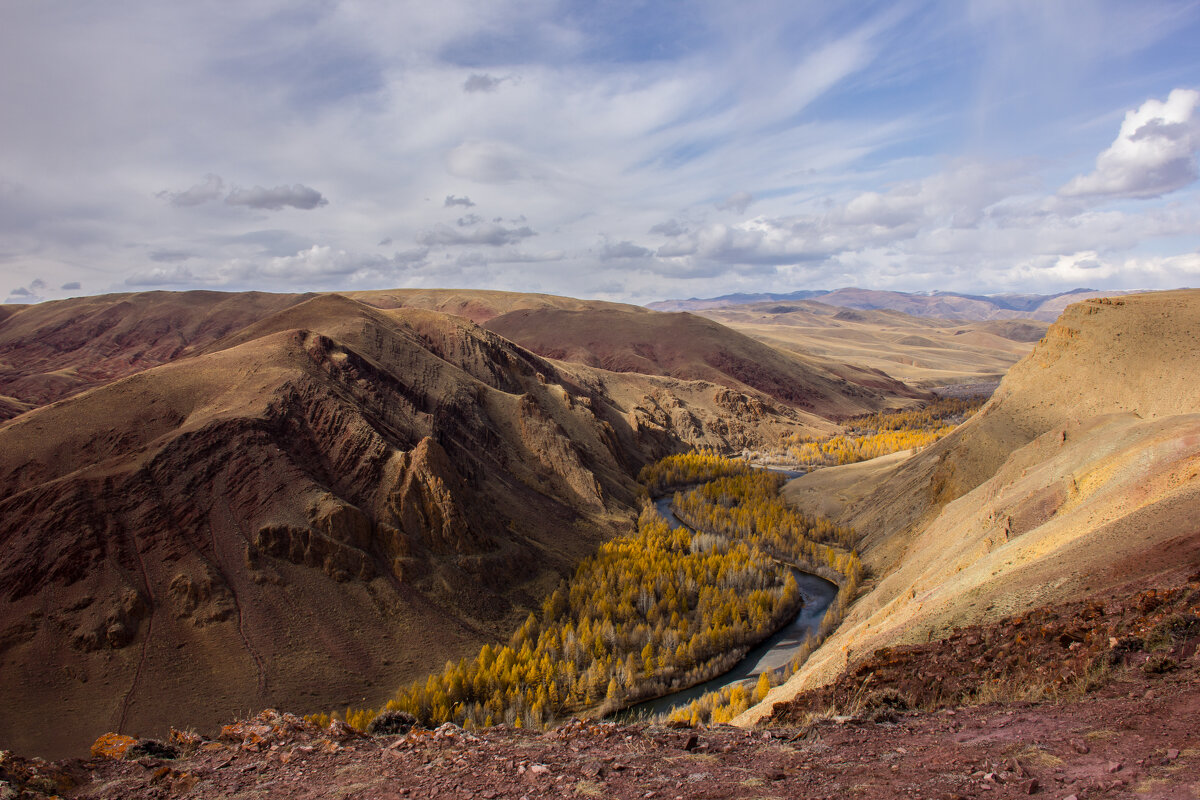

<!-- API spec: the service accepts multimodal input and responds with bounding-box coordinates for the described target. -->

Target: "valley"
[6,6,1198,796]
[0,288,912,757]
[1,286,1198,800]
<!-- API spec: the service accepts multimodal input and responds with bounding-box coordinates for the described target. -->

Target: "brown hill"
[0,290,835,758]
[0,288,854,423]
[344,288,643,325]
[483,307,923,418]
[741,290,1200,722]
[0,291,309,420]
[694,300,1046,389]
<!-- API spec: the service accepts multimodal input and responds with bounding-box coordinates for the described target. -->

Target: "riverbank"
[613,494,839,720]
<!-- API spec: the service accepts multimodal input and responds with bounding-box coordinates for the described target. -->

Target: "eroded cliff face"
[0,293,828,758]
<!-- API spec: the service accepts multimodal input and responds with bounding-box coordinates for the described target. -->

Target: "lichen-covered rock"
[90,733,138,760]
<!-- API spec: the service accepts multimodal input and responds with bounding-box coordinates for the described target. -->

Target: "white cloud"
[1061,88,1200,200]
[125,265,201,286]
[444,140,551,184]
[1,3,1197,303]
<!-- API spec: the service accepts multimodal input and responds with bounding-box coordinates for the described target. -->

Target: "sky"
[2,0,1200,306]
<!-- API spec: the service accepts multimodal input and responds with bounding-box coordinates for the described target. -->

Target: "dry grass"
[573,779,604,796]
[1007,744,1064,769]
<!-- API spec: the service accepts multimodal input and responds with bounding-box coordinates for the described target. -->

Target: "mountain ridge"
[648,287,1139,321]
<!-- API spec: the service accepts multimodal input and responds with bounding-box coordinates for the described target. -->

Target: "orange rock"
[219,720,273,744]
[90,732,138,760]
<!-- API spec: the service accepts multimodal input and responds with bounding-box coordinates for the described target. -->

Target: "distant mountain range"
[647,287,1136,321]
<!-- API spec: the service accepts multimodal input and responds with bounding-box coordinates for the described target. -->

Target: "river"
[614,493,838,720]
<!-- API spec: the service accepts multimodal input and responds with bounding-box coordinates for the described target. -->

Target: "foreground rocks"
[4,578,1198,798]
[3,651,1197,799]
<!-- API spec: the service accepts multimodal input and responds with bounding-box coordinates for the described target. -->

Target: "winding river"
[614,493,838,720]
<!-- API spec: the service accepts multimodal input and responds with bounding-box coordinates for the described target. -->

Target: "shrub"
[367,710,419,736]
[126,739,179,759]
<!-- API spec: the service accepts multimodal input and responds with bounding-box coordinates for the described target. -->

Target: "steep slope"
[483,307,923,419]
[845,291,1200,563]
[741,290,1200,723]
[0,292,824,758]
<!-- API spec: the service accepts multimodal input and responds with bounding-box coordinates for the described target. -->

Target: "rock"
[1069,740,1089,754]
[90,733,138,760]
[1167,748,1180,761]
[327,720,361,741]
[1024,778,1039,794]
[1105,761,1122,773]
[682,734,699,752]
[219,720,273,750]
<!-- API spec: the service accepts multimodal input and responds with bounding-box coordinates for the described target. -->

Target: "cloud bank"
[1,2,1198,305]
